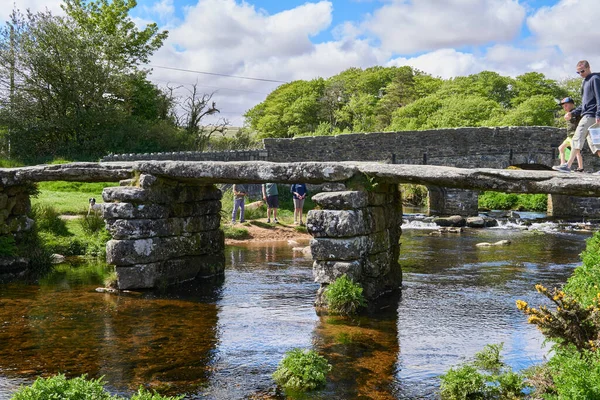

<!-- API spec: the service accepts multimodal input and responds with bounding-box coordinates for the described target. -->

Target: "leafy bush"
[544,346,600,400]
[564,231,600,307]
[39,231,87,256]
[440,364,487,400]
[516,285,600,351]
[515,230,600,398]
[478,191,547,212]
[272,348,331,391]
[11,374,116,400]
[11,374,183,400]
[439,343,529,400]
[324,274,367,315]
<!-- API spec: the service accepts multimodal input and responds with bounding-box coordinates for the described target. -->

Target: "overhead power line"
[151,78,270,95]
[146,65,288,84]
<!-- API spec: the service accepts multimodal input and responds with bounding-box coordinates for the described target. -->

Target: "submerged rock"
[476,240,511,247]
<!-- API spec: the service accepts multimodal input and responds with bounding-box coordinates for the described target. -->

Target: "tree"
[511,72,567,107]
[178,85,228,151]
[245,79,324,138]
[61,0,168,70]
[496,95,558,127]
[0,4,175,162]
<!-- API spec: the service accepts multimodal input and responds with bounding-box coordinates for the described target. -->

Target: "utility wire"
[151,78,270,95]
[146,64,288,84]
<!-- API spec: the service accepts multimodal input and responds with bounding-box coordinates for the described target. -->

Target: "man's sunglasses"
[577,69,586,74]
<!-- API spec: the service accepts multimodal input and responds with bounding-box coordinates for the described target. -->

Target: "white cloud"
[147,0,390,125]
[388,49,480,78]
[362,0,526,54]
[0,0,63,23]
[142,0,176,25]
[527,0,600,56]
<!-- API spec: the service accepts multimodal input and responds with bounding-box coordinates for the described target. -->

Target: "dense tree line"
[245,66,581,138]
[0,0,227,164]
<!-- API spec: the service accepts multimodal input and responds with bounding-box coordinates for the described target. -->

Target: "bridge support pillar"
[427,186,479,216]
[0,184,35,281]
[307,184,402,308]
[548,194,600,219]
[103,174,225,289]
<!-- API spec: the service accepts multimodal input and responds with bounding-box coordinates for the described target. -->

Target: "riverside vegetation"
[441,231,600,399]
[11,374,181,400]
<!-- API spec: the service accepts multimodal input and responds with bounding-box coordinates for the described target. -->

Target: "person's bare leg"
[566,148,580,168]
[577,151,584,170]
[558,143,567,164]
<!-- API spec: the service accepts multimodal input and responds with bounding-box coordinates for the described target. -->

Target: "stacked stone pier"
[307,183,403,306]
[102,173,225,289]
[5,161,600,307]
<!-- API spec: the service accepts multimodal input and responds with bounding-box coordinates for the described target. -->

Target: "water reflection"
[0,265,222,397]
[0,229,591,399]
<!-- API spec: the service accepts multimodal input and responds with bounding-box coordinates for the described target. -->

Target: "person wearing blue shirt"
[291,183,307,225]
[553,60,600,173]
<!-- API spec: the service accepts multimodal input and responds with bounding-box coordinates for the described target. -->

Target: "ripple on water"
[0,230,592,399]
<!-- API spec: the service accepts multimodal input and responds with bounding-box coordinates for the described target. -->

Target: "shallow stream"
[0,218,591,399]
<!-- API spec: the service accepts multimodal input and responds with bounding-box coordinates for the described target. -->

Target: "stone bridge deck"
[2,161,600,196]
[2,160,599,308]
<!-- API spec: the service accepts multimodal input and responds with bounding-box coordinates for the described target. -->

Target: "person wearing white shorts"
[553,60,600,173]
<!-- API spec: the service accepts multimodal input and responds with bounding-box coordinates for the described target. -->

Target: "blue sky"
[6,0,600,125]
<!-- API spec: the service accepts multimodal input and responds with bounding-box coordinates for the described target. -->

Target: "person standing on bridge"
[557,97,583,172]
[262,182,279,223]
[553,60,600,173]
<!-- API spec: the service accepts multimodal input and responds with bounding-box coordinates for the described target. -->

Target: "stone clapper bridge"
[2,160,600,307]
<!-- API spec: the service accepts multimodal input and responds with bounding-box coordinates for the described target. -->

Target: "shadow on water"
[0,228,593,399]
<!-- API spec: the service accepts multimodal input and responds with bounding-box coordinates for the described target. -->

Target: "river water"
[0,217,592,399]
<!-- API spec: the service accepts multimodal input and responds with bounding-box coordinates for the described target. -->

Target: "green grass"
[222,225,251,240]
[31,181,119,215]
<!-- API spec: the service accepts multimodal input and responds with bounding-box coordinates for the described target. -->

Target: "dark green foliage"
[324,274,367,315]
[478,191,547,212]
[11,373,183,400]
[14,228,54,276]
[0,235,17,256]
[564,231,600,307]
[272,348,332,391]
